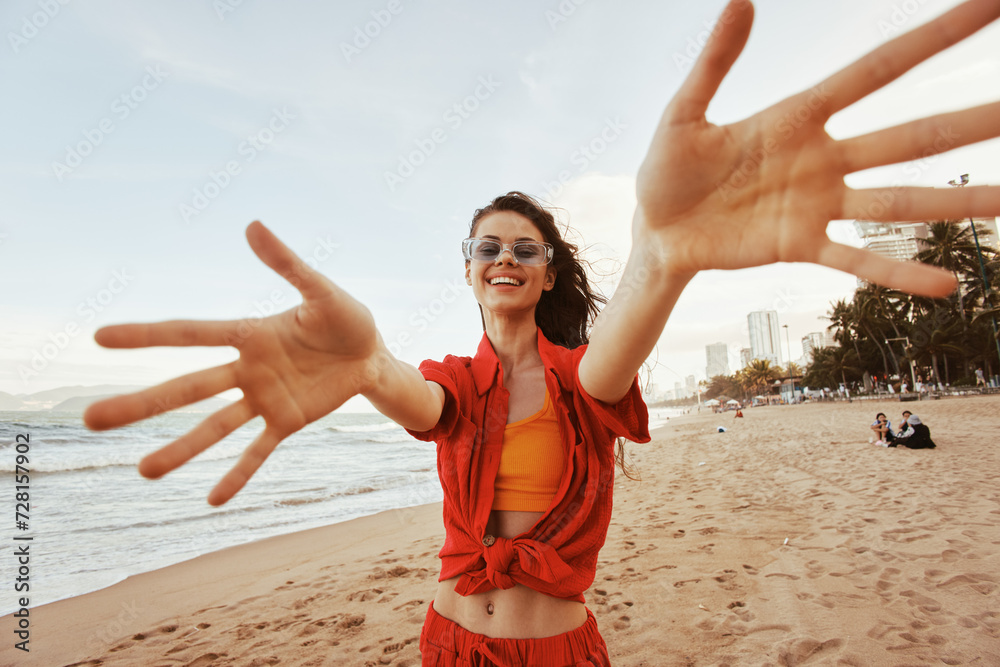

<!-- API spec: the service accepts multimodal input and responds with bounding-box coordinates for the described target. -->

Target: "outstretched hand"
[636,0,1000,296]
[84,222,380,505]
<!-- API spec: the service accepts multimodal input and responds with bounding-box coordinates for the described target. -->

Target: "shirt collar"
[470,327,574,395]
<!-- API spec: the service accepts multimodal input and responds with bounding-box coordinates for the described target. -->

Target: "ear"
[543,268,556,291]
[465,262,472,286]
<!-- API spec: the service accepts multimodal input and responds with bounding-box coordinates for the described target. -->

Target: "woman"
[892,414,937,450]
[84,0,999,663]
[870,412,895,446]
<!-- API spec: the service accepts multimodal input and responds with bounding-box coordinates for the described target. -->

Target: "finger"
[83,363,238,430]
[671,0,755,123]
[843,184,1000,222]
[94,320,238,348]
[207,425,284,505]
[840,101,1000,173]
[245,221,331,302]
[817,242,958,297]
[822,0,1000,114]
[138,399,256,479]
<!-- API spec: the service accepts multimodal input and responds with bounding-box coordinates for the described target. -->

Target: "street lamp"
[886,336,917,391]
[783,324,795,403]
[947,174,1000,381]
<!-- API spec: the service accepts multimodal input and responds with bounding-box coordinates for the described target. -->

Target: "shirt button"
[482,534,496,547]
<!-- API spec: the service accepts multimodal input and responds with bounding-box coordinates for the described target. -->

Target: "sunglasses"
[462,238,554,265]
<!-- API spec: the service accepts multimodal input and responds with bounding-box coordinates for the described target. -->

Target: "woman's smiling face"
[465,211,556,317]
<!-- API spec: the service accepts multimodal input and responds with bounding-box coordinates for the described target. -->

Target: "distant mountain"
[51,394,233,414]
[0,391,23,410]
[0,386,231,413]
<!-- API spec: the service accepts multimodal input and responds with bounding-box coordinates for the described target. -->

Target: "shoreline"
[17,502,447,667]
[7,396,999,665]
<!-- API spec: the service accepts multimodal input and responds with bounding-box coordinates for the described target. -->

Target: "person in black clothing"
[891,414,936,449]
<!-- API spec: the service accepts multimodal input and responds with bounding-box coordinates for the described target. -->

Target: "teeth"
[490,276,522,286]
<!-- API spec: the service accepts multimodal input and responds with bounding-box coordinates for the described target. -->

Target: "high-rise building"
[685,375,696,397]
[705,342,730,379]
[674,382,682,401]
[854,218,999,265]
[801,331,837,363]
[747,310,781,366]
[853,221,928,262]
[739,347,752,369]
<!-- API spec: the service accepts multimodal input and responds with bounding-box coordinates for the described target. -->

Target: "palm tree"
[827,298,861,359]
[852,286,898,380]
[743,359,780,397]
[914,221,989,322]
[908,308,965,385]
[804,345,861,391]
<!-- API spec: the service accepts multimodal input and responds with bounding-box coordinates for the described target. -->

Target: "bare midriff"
[431,509,588,639]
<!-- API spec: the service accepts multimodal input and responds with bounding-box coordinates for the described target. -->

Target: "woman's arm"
[85,221,444,504]
[580,0,1000,403]
[361,345,445,433]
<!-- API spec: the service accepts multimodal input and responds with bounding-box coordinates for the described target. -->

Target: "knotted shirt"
[405,328,650,603]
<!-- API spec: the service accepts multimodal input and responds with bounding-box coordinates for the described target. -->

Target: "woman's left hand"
[635,0,1000,297]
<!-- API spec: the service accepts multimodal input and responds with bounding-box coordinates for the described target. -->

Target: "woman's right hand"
[84,221,382,505]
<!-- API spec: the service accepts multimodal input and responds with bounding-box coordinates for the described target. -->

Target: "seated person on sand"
[870,412,895,446]
[891,414,937,449]
[899,410,911,433]
[734,408,743,418]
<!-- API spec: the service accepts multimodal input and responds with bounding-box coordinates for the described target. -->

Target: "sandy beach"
[7,395,999,666]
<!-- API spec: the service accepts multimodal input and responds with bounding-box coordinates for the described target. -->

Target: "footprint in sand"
[937,573,998,595]
[348,588,385,602]
[776,637,845,664]
[899,589,942,613]
[741,564,759,575]
[338,614,366,629]
[673,578,701,588]
[298,618,337,637]
[392,599,425,612]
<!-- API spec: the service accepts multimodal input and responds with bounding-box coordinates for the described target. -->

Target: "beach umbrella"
[704,398,721,406]
[726,399,740,406]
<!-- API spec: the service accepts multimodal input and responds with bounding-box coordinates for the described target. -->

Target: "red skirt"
[419,600,611,666]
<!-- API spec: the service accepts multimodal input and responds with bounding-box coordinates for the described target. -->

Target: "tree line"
[705,221,999,400]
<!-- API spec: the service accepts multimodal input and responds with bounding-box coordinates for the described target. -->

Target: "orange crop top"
[491,389,565,512]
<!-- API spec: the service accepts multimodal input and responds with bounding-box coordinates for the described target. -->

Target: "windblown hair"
[469,191,605,349]
[469,191,639,481]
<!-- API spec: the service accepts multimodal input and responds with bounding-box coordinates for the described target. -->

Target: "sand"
[6,395,999,666]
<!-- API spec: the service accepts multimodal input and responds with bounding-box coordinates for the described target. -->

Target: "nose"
[494,248,518,265]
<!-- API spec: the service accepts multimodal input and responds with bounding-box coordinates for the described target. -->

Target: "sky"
[2,0,999,408]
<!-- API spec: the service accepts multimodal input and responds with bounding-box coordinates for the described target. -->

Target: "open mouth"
[488,276,523,286]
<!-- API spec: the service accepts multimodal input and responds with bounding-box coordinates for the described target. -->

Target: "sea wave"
[327,421,400,433]
[361,430,416,444]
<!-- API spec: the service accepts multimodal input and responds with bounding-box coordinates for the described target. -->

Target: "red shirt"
[406,328,650,603]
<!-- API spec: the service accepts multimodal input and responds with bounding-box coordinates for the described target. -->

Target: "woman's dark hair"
[469,191,639,481]
[469,191,605,349]
[876,412,886,420]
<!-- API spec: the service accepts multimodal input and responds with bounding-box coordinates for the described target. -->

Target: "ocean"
[1,407,676,613]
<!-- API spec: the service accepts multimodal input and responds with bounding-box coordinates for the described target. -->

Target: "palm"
[84,222,378,505]
[636,0,1000,297]
[639,112,842,271]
